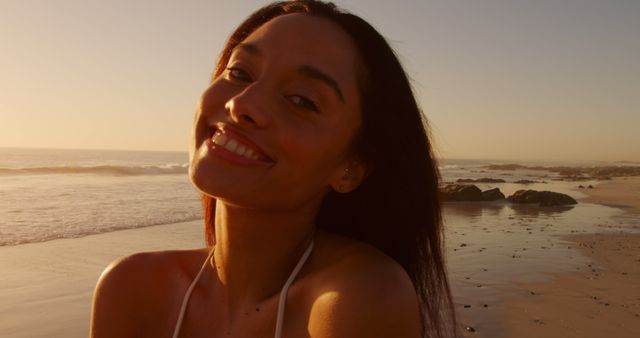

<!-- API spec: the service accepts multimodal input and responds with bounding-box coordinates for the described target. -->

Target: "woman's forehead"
[237,14,361,93]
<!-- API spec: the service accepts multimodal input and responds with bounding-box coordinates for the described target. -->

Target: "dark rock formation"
[481,188,505,201]
[441,184,483,201]
[441,185,506,202]
[507,190,577,206]
[590,166,640,177]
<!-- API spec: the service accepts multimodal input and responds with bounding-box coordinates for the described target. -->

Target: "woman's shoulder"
[305,232,422,337]
[311,230,415,291]
[90,248,210,337]
[98,248,209,283]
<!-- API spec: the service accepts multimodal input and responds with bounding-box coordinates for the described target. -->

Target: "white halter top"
[171,241,314,338]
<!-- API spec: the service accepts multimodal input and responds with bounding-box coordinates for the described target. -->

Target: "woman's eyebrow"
[233,42,345,103]
[298,65,345,103]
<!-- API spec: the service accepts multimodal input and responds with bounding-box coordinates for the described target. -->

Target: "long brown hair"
[201,1,456,337]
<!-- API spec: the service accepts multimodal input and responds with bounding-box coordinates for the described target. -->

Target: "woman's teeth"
[212,132,260,160]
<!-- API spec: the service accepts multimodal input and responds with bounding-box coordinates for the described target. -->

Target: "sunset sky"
[1,0,638,162]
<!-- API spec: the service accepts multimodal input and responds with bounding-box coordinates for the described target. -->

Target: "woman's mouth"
[206,127,274,164]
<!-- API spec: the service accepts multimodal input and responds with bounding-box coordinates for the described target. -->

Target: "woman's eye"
[288,95,319,112]
[225,67,252,82]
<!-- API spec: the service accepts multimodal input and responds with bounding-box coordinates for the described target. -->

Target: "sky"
[1,0,638,162]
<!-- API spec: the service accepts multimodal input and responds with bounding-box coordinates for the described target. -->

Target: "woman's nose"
[224,85,270,128]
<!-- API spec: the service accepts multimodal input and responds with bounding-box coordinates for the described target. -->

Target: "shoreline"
[580,176,640,213]
[494,176,640,338]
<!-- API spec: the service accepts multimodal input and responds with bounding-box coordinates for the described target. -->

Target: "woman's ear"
[330,159,368,193]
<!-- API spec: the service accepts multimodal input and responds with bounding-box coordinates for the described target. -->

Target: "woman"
[91,1,455,337]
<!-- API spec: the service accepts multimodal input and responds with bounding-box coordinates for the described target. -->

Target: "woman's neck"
[211,201,316,317]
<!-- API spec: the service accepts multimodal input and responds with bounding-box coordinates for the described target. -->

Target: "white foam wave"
[0,163,188,176]
[0,215,203,247]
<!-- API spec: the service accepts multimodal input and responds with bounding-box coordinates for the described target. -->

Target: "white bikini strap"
[171,247,215,338]
[171,241,314,338]
[274,240,314,338]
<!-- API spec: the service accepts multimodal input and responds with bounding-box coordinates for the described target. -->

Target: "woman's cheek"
[200,81,231,113]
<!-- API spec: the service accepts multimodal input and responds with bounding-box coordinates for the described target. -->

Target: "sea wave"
[0,163,188,176]
[440,164,461,170]
[0,214,203,247]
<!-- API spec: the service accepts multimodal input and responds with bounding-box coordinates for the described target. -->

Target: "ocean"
[0,147,636,249]
[0,147,202,246]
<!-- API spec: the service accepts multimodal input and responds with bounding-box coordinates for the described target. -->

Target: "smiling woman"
[90,1,455,338]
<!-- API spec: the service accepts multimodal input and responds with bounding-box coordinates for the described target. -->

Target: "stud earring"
[342,167,352,180]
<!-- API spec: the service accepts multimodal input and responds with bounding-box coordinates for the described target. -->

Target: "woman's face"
[189,14,363,211]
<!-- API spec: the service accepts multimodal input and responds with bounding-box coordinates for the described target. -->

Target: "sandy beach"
[0,220,204,338]
[582,176,640,213]
[0,177,638,337]
[496,177,640,338]
[501,232,640,338]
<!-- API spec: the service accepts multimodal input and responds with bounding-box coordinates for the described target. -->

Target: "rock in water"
[507,190,577,206]
[440,184,483,201]
[481,188,506,201]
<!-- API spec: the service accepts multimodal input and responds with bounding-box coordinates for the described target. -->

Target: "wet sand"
[582,176,640,213]
[495,177,640,338]
[501,233,640,338]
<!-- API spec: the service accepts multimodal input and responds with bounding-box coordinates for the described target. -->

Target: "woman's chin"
[189,161,217,196]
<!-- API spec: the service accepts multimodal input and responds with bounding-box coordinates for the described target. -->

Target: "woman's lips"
[206,127,274,165]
